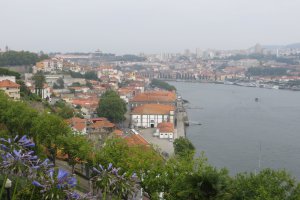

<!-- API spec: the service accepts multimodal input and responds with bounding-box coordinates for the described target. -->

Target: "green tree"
[0,68,21,79]
[84,71,98,80]
[69,70,84,78]
[97,90,127,123]
[58,134,92,173]
[16,80,41,101]
[56,77,65,89]
[231,169,300,200]
[31,113,71,165]
[71,82,81,87]
[94,138,163,176]
[32,71,46,97]
[151,79,176,91]
[0,50,49,66]
[173,137,195,159]
[143,155,231,200]
[0,92,38,136]
[52,100,74,119]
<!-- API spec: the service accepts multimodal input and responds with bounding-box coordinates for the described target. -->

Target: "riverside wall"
[175,98,188,139]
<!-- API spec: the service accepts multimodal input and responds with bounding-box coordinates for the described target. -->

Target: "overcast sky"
[0,0,299,54]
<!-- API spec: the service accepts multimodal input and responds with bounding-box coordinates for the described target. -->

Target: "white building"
[131,104,175,128]
[155,122,174,139]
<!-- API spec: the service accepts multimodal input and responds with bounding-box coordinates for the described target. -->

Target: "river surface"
[170,82,300,178]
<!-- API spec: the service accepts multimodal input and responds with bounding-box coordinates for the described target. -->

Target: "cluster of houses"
[0,56,180,147]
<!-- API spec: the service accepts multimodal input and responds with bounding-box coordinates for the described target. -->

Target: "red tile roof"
[90,120,115,129]
[66,117,86,124]
[72,98,98,108]
[157,122,174,133]
[0,80,19,88]
[125,134,149,146]
[65,117,86,132]
[113,129,124,137]
[73,123,86,131]
[131,104,175,115]
[130,91,176,103]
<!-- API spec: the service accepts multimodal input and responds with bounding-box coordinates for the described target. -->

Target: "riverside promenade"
[175,111,186,138]
[175,97,188,139]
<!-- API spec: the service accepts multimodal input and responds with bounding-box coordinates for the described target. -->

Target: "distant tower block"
[5,45,9,52]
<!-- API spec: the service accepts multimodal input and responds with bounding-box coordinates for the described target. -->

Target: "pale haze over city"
[2,0,300,199]
[1,0,300,53]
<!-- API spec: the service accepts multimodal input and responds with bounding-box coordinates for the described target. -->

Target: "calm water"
[171,82,300,178]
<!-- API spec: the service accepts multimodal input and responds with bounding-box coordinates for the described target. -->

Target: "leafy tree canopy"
[0,68,21,79]
[97,90,127,123]
[173,137,195,159]
[151,79,176,91]
[58,133,92,173]
[0,50,49,66]
[231,169,300,200]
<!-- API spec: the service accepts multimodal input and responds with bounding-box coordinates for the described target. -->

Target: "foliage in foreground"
[0,135,138,200]
[1,90,300,200]
[173,136,195,159]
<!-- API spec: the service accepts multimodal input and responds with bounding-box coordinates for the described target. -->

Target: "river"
[170,82,300,178]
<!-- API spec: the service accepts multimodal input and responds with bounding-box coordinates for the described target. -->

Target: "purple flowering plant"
[91,163,139,199]
[0,135,139,200]
[0,135,92,200]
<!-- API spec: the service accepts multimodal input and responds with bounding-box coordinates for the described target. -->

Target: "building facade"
[131,104,175,128]
[0,79,20,100]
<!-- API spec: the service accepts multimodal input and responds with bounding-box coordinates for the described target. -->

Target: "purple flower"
[111,168,119,175]
[93,167,101,174]
[19,135,27,143]
[23,142,35,148]
[0,144,8,151]
[13,149,21,158]
[32,180,44,188]
[70,192,81,199]
[67,177,77,187]
[49,168,54,180]
[57,169,69,182]
[108,163,113,170]
[13,135,18,142]
[40,158,49,166]
[0,138,9,143]
[32,165,40,170]
[131,173,137,178]
[99,164,104,171]
[29,156,38,160]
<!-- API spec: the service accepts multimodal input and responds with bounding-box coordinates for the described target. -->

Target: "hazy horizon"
[1,0,300,54]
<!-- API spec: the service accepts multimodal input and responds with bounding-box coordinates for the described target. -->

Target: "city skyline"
[1,0,300,54]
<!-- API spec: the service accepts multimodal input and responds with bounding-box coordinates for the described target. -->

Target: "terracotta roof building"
[129,91,176,109]
[125,134,150,147]
[0,79,20,100]
[156,122,174,139]
[66,117,87,135]
[131,104,175,128]
[157,122,174,133]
